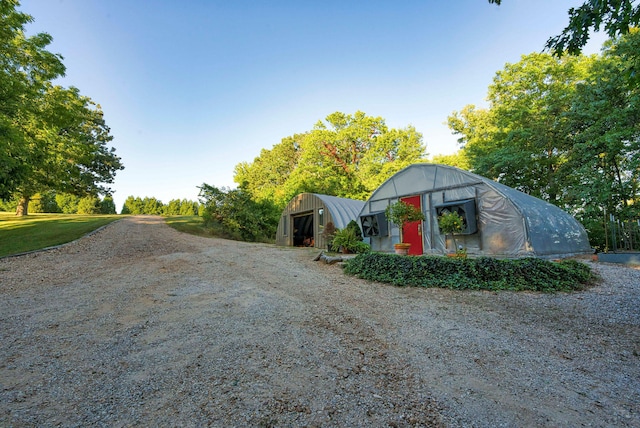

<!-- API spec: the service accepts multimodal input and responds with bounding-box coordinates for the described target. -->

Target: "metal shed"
[276,193,365,250]
[359,163,592,258]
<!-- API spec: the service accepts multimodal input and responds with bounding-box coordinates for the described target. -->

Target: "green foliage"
[450,52,593,204]
[99,195,116,214]
[234,134,303,209]
[385,201,425,227]
[437,211,464,235]
[55,193,80,214]
[120,196,199,216]
[165,199,182,216]
[121,196,161,215]
[234,111,427,209]
[28,192,60,213]
[430,152,471,170]
[331,227,370,253]
[179,200,199,216]
[198,183,279,242]
[77,195,101,215]
[564,29,640,241]
[0,1,123,213]
[345,220,364,241]
[0,196,19,212]
[10,191,115,215]
[488,0,640,56]
[164,198,199,216]
[438,210,464,251]
[384,200,425,243]
[545,0,640,56]
[448,36,640,249]
[0,0,66,200]
[344,253,596,292]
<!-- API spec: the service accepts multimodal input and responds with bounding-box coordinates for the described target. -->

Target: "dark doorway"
[293,213,314,247]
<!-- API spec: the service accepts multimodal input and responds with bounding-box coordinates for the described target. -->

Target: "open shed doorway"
[293,213,314,247]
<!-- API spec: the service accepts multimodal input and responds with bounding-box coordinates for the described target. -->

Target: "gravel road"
[1,215,639,427]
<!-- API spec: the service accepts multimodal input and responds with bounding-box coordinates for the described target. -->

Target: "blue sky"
[19,0,607,211]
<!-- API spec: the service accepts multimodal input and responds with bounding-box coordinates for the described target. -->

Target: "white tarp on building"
[359,164,592,258]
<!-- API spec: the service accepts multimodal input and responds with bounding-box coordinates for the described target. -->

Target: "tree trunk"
[16,195,30,216]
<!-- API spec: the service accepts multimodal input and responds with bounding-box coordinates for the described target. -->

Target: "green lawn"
[0,212,121,257]
[164,215,213,237]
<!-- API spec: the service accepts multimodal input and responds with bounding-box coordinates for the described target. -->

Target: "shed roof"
[312,194,365,229]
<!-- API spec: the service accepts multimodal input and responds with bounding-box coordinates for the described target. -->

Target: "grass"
[164,215,214,238]
[165,215,268,242]
[0,212,121,257]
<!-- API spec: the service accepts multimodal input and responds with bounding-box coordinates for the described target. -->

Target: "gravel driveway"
[1,215,639,427]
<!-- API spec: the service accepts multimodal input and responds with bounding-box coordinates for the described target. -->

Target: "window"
[318,208,324,226]
[435,199,478,235]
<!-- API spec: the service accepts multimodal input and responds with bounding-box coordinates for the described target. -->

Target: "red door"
[401,195,423,255]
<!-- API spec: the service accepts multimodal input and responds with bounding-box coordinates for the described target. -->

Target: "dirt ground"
[1,215,639,427]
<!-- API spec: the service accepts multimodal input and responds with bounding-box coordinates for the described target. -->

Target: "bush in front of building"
[343,253,596,292]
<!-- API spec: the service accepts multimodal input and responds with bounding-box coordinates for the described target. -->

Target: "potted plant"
[330,227,370,254]
[384,200,425,255]
[438,210,464,255]
[322,222,337,251]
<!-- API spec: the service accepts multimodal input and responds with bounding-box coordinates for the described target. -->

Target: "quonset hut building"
[358,164,592,258]
[276,193,365,250]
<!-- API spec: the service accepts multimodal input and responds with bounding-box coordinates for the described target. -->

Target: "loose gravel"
[1,215,639,427]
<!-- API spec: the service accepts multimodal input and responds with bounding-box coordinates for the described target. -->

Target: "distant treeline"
[120,196,201,216]
[0,192,117,214]
[0,193,202,216]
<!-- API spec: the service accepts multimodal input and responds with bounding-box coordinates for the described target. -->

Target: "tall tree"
[449,53,593,205]
[565,29,640,234]
[430,151,471,170]
[236,111,427,208]
[14,85,123,215]
[121,196,142,214]
[55,192,80,213]
[77,195,101,214]
[449,35,639,248]
[100,195,117,214]
[0,0,65,199]
[488,0,640,55]
[1,1,123,215]
[234,134,302,208]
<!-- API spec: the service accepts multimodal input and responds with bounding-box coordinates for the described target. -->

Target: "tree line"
[0,193,201,216]
[0,191,116,214]
[445,30,639,248]
[233,111,427,210]
[4,0,638,249]
[216,30,639,248]
[0,0,123,216]
[120,196,200,216]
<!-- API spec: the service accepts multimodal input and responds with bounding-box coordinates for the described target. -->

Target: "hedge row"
[343,253,597,292]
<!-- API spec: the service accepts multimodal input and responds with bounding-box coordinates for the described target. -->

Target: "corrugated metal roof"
[313,194,365,229]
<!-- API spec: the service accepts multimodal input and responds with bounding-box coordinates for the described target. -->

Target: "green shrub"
[198,183,279,243]
[77,195,101,214]
[345,220,364,241]
[331,227,370,253]
[343,253,596,292]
